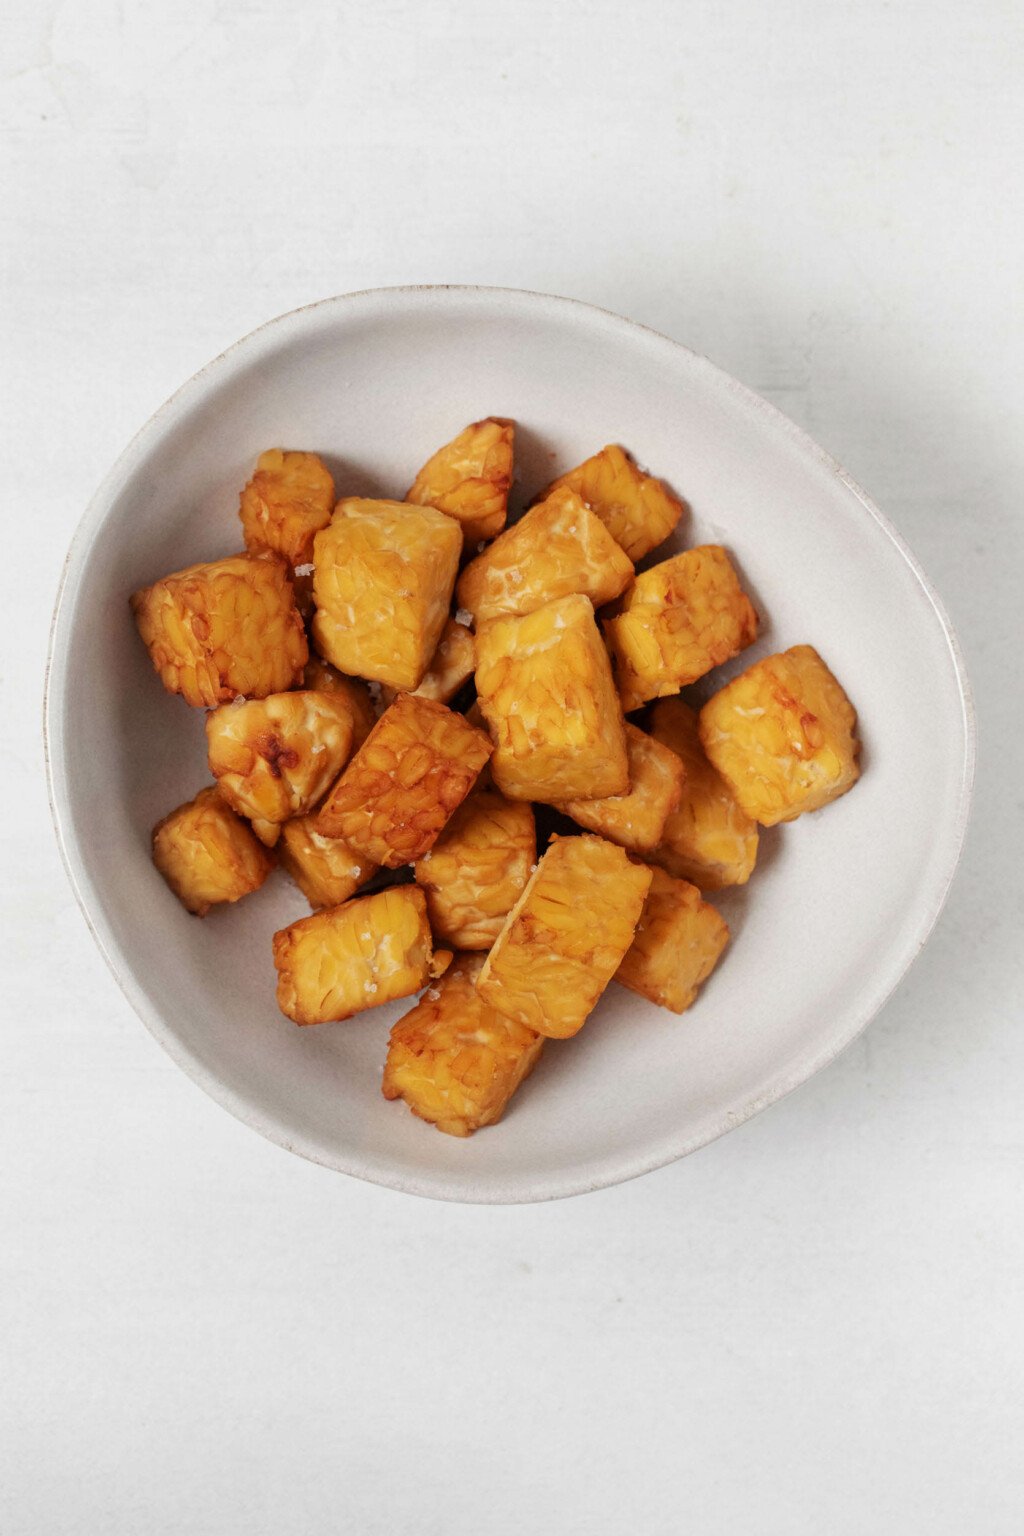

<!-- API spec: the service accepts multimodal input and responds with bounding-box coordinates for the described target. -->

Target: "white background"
[3,2,1022,1532]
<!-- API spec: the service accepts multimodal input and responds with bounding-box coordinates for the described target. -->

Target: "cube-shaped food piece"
[543,443,684,562]
[554,723,684,853]
[616,866,729,1014]
[604,545,757,712]
[302,657,379,748]
[272,885,448,1025]
[477,834,651,1038]
[699,645,860,826]
[414,788,536,948]
[315,693,492,867]
[312,498,461,690]
[381,618,476,706]
[131,554,308,707]
[474,594,629,803]
[206,690,356,827]
[238,449,334,568]
[383,954,544,1137]
[152,786,273,916]
[278,816,379,909]
[455,487,633,623]
[406,417,514,543]
[648,698,758,888]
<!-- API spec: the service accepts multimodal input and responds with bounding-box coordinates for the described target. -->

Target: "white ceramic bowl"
[46,287,973,1203]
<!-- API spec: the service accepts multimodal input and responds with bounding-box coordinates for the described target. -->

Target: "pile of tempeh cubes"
[132,421,861,1137]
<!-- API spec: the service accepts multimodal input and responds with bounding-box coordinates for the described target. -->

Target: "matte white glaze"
[45,287,974,1203]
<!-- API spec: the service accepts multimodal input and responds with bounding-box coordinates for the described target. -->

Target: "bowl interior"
[47,289,972,1202]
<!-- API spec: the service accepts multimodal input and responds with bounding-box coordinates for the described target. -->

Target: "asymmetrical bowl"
[46,286,974,1202]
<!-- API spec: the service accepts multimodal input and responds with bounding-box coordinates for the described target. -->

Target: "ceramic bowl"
[45,287,974,1202]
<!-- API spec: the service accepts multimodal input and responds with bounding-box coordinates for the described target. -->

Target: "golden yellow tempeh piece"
[647,698,758,888]
[238,449,334,568]
[278,816,379,909]
[699,645,860,826]
[381,618,475,706]
[315,693,492,867]
[604,545,757,712]
[477,834,651,1038]
[414,788,536,949]
[206,691,356,826]
[542,443,684,562]
[383,954,544,1137]
[301,657,379,748]
[152,786,273,916]
[311,498,461,690]
[455,486,633,622]
[555,722,685,853]
[406,417,514,543]
[616,866,729,1014]
[474,594,629,803]
[272,885,448,1025]
[250,816,282,848]
[131,553,307,707]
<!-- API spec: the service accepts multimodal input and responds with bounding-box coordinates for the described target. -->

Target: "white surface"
[46,285,972,1203]
[2,0,1021,1530]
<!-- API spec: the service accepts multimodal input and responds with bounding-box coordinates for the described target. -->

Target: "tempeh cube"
[554,722,684,853]
[315,693,492,867]
[206,690,356,826]
[278,816,379,909]
[381,618,475,706]
[477,834,651,1038]
[699,645,861,825]
[414,788,536,949]
[383,954,544,1137]
[152,786,273,916]
[616,866,729,1013]
[474,594,629,803]
[311,498,461,690]
[455,486,633,622]
[272,886,448,1024]
[607,545,758,707]
[604,545,757,712]
[648,698,759,888]
[542,443,684,562]
[131,553,307,707]
[238,449,334,568]
[301,657,379,748]
[405,417,514,543]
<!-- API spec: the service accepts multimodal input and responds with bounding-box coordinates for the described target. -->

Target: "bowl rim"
[44,284,976,1204]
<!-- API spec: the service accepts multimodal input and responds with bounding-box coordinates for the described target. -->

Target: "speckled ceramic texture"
[45,287,974,1203]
